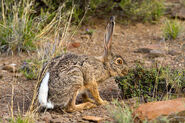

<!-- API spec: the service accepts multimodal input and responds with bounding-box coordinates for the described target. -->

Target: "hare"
[38,16,128,112]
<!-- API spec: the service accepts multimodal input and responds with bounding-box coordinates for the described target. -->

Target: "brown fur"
[40,16,128,112]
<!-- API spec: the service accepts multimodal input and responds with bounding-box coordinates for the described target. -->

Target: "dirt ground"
[0,15,185,122]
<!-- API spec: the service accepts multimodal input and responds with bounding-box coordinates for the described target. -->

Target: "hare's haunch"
[38,16,128,112]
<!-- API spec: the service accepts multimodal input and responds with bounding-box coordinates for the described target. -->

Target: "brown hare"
[38,16,128,112]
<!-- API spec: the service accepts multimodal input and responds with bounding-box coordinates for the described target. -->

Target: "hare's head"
[107,53,128,76]
[102,16,128,77]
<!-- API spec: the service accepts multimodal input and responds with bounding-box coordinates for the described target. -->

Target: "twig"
[11,83,14,119]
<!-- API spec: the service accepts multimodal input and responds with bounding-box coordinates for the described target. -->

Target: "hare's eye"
[116,58,123,64]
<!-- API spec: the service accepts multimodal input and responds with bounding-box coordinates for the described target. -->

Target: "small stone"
[82,116,104,123]
[147,49,165,58]
[134,48,151,53]
[2,64,17,73]
[68,42,81,49]
[35,121,45,123]
[172,5,185,19]
[168,50,180,56]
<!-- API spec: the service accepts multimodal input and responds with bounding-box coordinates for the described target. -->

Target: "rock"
[68,42,81,49]
[134,48,151,53]
[172,5,185,19]
[134,98,185,121]
[147,49,165,58]
[135,44,167,56]
[168,50,181,56]
[82,116,104,123]
[2,64,17,73]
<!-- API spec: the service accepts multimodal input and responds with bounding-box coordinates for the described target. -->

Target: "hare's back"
[49,53,87,69]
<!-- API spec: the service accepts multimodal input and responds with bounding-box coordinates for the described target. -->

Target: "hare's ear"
[103,16,115,62]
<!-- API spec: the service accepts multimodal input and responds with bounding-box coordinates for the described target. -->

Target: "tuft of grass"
[115,64,185,102]
[163,19,183,40]
[107,100,134,123]
[19,59,42,80]
[85,28,95,36]
[9,113,36,123]
[0,0,38,54]
[10,116,29,123]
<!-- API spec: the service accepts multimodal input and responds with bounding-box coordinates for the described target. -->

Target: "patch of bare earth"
[0,17,184,122]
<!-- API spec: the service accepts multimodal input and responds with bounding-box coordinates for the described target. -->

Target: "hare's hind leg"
[87,82,108,105]
[65,88,96,112]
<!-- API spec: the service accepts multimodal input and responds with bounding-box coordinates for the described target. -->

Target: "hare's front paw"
[83,97,95,103]
[85,102,97,109]
[98,100,109,105]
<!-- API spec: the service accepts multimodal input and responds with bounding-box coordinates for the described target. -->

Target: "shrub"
[163,19,183,40]
[0,0,38,54]
[115,64,185,102]
[118,0,165,22]
[36,0,165,24]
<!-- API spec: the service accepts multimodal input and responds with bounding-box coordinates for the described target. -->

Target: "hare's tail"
[38,72,54,109]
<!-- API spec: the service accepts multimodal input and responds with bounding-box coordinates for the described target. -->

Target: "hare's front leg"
[65,88,96,112]
[64,68,96,112]
[87,82,109,105]
[82,92,95,103]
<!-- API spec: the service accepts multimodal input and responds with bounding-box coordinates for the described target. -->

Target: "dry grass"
[0,1,89,122]
[28,0,88,114]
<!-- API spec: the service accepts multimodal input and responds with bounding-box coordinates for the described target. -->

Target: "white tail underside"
[38,72,54,109]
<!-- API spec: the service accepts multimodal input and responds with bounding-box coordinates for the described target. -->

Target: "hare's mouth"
[121,68,128,76]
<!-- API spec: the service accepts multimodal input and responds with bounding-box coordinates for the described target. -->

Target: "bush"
[0,0,38,54]
[163,19,183,40]
[118,0,165,22]
[36,0,165,24]
[115,64,185,102]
